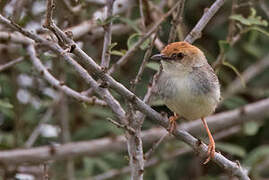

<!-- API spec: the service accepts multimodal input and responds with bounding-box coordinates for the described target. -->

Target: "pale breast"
[157,65,220,120]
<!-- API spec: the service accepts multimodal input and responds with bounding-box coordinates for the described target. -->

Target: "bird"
[151,41,221,164]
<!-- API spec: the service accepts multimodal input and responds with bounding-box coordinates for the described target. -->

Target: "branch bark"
[184,0,226,43]
[101,0,115,68]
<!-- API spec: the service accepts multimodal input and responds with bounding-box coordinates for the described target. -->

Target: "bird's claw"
[168,114,179,134]
[203,141,215,164]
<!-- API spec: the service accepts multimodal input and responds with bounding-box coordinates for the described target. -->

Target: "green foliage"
[230,8,268,27]
[243,146,269,167]
[218,40,230,54]
[0,99,13,109]
[97,15,120,26]
[127,33,150,50]
[146,62,160,71]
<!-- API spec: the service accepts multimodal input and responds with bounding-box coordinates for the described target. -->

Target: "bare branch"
[184,0,226,43]
[107,117,135,134]
[168,0,185,43]
[101,0,115,68]
[139,0,146,31]
[89,125,241,180]
[0,57,24,72]
[0,98,268,167]
[0,32,33,44]
[131,33,157,92]
[24,109,54,148]
[44,0,55,28]
[144,132,168,160]
[26,45,106,106]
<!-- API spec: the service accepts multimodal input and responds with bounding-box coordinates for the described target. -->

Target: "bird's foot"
[203,140,215,164]
[168,114,179,134]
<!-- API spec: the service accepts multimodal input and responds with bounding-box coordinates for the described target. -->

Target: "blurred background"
[0,0,269,179]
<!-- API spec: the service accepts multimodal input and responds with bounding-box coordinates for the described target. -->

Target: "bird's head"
[151,42,207,72]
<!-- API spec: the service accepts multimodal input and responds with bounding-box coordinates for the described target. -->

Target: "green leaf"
[146,62,160,71]
[108,42,118,51]
[0,99,13,109]
[223,61,246,88]
[230,8,268,27]
[110,50,126,57]
[247,26,269,38]
[243,145,269,167]
[218,40,230,53]
[243,121,260,136]
[216,142,246,158]
[127,33,150,50]
[127,33,140,50]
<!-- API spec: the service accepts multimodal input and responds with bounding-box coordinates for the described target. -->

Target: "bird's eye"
[171,53,177,59]
[177,53,184,59]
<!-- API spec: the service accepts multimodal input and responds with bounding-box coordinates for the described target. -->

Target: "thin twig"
[0,57,24,72]
[139,0,146,32]
[224,53,269,98]
[24,108,54,148]
[168,0,185,43]
[101,0,115,69]
[184,0,226,43]
[107,117,135,134]
[59,93,75,180]
[131,32,158,92]
[26,45,106,106]
[144,132,168,160]
[108,0,182,74]
[44,0,55,28]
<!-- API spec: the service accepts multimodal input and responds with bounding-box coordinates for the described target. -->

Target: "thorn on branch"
[59,81,65,86]
[69,44,76,53]
[139,169,144,175]
[196,138,202,146]
[65,31,73,39]
[107,118,135,134]
[101,66,108,73]
[131,95,136,102]
[99,81,108,88]
[236,160,241,167]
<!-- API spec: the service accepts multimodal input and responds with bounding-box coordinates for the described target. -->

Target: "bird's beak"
[150,54,163,62]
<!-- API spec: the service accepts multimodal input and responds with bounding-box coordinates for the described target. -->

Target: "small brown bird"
[151,42,221,164]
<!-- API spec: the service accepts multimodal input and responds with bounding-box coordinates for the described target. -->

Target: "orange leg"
[168,113,179,133]
[201,117,215,164]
